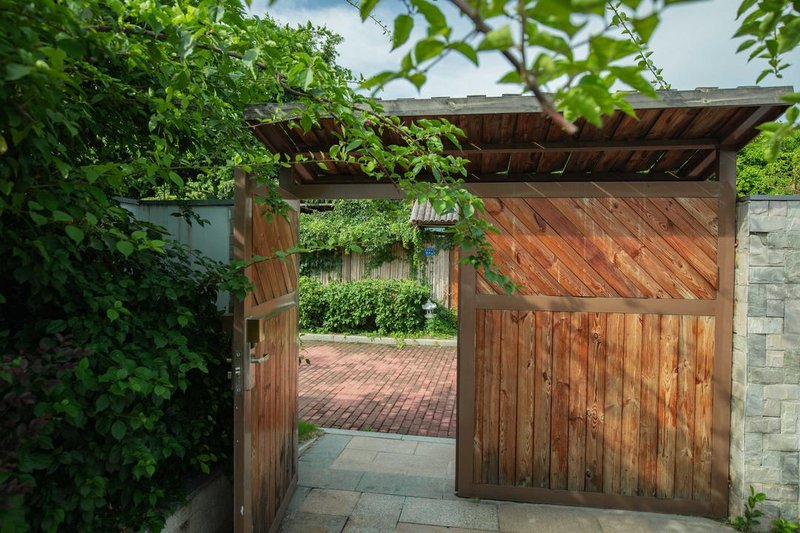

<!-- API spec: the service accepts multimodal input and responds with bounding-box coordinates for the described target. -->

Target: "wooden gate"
[232,169,299,532]
[457,157,735,517]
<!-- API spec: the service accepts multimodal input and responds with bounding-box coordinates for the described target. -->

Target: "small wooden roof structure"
[245,86,792,199]
[410,199,459,227]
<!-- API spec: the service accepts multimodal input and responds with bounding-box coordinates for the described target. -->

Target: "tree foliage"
[738,130,800,197]
[358,0,797,147]
[299,200,426,275]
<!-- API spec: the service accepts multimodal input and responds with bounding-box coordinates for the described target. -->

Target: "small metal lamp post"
[422,299,437,319]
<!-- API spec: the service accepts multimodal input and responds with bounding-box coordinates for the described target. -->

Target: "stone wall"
[730,197,800,522]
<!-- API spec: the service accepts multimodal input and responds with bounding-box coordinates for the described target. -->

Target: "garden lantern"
[422,299,437,319]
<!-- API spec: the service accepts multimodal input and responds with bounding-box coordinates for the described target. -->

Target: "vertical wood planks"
[516,311,535,486]
[473,310,486,484]
[657,315,680,499]
[639,314,660,498]
[550,312,571,490]
[567,312,589,491]
[532,311,553,488]
[675,316,698,499]
[485,311,502,484]
[499,311,519,486]
[620,314,642,496]
[603,313,624,494]
[585,312,606,493]
[693,316,715,500]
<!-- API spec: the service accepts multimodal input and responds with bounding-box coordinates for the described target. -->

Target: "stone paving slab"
[356,472,451,500]
[280,511,347,533]
[281,433,734,533]
[400,497,499,530]
[300,342,456,438]
[300,489,361,516]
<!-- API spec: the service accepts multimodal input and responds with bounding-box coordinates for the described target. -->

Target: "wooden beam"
[720,105,774,147]
[686,153,717,179]
[291,171,693,185]
[475,294,716,316]
[279,181,404,200]
[444,138,717,154]
[465,181,719,198]
[244,86,793,120]
[298,138,717,157]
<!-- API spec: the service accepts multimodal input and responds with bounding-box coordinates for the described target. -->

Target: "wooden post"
[712,150,736,517]
[456,255,476,496]
[233,167,253,532]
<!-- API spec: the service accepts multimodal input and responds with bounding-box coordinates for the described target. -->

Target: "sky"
[253,0,799,99]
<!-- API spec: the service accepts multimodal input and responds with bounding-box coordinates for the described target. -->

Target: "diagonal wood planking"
[477,197,719,300]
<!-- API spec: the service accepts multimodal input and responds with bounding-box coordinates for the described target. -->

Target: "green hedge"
[300,277,453,335]
[0,210,235,532]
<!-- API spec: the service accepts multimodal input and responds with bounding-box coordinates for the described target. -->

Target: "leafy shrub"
[0,209,236,532]
[731,486,767,532]
[425,306,459,337]
[299,277,328,331]
[299,277,439,335]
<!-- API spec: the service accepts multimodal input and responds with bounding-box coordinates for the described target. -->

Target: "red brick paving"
[298,341,457,438]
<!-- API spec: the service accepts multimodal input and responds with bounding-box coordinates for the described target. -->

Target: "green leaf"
[414,38,445,63]
[412,0,446,30]
[116,240,134,257]
[5,64,31,81]
[65,225,84,243]
[392,14,414,50]
[111,421,126,441]
[448,42,478,65]
[52,210,72,222]
[0,134,7,155]
[359,0,379,21]
[106,308,119,321]
[781,93,800,105]
[633,13,659,43]
[477,26,514,51]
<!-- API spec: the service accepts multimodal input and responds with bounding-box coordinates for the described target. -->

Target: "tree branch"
[447,0,578,134]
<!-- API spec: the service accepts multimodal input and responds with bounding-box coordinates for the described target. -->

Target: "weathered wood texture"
[472,310,716,502]
[463,193,727,516]
[251,208,298,306]
[233,173,299,533]
[248,88,791,182]
[478,197,718,299]
[249,200,299,533]
[251,307,298,531]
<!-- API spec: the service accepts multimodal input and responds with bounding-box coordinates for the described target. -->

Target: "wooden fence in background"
[309,242,457,308]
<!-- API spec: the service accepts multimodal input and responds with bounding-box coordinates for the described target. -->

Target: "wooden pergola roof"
[245,86,792,198]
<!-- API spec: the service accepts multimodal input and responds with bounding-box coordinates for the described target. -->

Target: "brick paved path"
[299,341,457,438]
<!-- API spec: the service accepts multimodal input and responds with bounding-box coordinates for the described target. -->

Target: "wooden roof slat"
[247,87,793,186]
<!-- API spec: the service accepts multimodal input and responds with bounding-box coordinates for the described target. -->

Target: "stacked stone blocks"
[730,198,800,522]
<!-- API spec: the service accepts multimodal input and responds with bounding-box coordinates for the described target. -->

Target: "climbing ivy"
[299,200,430,276]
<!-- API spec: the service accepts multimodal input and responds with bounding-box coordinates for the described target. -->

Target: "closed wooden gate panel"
[233,169,299,533]
[458,180,733,517]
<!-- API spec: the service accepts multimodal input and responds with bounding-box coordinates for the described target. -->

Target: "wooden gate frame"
[233,169,300,533]
[455,150,736,517]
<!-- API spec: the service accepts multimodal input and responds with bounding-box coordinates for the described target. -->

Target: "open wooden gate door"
[232,169,299,532]
[457,154,735,517]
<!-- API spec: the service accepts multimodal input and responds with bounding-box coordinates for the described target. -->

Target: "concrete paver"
[300,489,361,516]
[400,497,499,530]
[281,511,347,533]
[300,342,456,438]
[346,493,405,530]
[280,432,734,533]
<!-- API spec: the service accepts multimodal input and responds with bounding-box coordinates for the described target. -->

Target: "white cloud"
[254,0,798,98]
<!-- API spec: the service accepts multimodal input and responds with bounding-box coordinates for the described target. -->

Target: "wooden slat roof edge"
[244,86,794,121]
